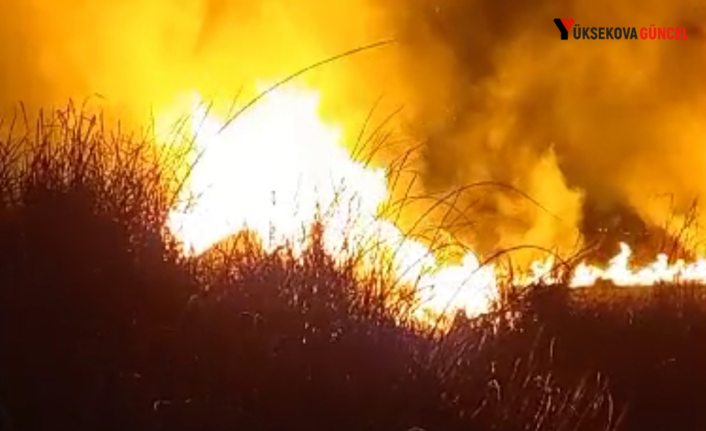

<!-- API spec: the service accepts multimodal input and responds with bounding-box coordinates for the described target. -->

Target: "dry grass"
[0,103,704,431]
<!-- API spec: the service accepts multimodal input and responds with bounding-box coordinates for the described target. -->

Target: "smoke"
[1,0,705,261]
[372,0,706,261]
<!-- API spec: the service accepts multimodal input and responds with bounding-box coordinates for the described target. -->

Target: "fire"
[163,83,706,323]
[165,84,498,321]
[568,243,706,287]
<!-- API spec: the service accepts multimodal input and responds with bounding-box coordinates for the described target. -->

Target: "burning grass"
[0,103,705,431]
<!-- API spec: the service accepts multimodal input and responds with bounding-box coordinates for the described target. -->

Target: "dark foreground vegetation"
[1,106,705,431]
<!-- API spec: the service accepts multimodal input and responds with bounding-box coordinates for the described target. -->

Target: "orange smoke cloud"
[1,0,706,265]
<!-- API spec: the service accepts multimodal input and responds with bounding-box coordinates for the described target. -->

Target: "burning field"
[156,80,706,323]
[1,0,706,430]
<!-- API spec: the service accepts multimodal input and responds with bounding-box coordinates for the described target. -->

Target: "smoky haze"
[384,0,706,262]
[1,0,705,263]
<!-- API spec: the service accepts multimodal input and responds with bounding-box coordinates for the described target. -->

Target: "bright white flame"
[167,88,387,256]
[165,85,498,322]
[569,242,706,287]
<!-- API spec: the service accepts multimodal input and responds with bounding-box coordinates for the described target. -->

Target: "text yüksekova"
[572,25,689,40]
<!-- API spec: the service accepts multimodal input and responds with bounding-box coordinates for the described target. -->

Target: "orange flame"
[161,83,706,323]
